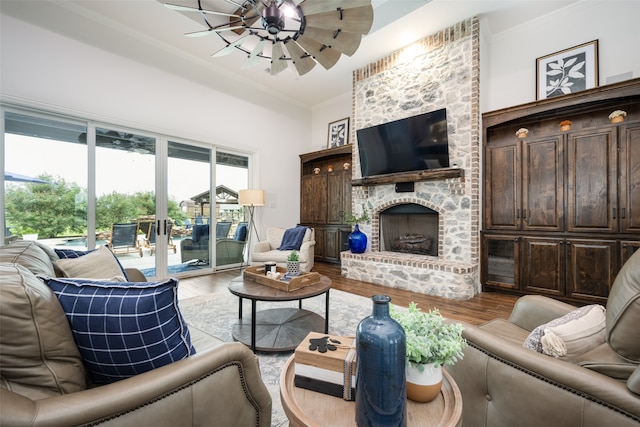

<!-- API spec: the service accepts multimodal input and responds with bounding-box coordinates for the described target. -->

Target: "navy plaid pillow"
[40,276,195,384]
[54,248,93,259]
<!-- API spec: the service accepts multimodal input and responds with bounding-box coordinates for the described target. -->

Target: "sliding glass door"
[2,108,238,279]
[215,151,249,270]
[3,111,88,246]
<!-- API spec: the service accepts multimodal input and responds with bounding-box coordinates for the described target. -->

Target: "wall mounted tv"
[356,108,450,178]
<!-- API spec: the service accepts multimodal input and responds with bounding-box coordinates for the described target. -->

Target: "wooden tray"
[243,266,321,292]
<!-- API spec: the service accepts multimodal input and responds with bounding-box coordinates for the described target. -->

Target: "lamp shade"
[239,189,265,206]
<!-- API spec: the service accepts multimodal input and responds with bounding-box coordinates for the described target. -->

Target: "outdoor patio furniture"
[107,223,143,257]
[147,221,176,256]
[216,221,232,239]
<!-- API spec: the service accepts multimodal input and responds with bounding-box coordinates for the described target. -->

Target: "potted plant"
[344,203,371,254]
[391,302,467,402]
[286,250,300,276]
[18,226,39,241]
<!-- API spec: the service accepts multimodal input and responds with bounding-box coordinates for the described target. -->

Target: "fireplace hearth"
[379,204,438,256]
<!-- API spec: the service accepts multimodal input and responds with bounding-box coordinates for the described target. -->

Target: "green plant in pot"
[391,302,467,402]
[286,250,300,276]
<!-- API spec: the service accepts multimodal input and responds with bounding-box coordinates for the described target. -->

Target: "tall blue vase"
[349,224,367,253]
[355,295,407,427]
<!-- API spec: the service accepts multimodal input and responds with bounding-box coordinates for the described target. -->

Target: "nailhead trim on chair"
[83,361,265,427]
[468,341,640,423]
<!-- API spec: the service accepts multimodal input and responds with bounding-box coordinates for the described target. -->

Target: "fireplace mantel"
[351,167,463,187]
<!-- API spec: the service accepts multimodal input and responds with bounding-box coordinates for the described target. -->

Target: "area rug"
[178,287,375,427]
[139,263,203,277]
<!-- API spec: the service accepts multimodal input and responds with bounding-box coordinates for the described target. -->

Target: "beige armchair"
[251,227,315,272]
[447,249,640,426]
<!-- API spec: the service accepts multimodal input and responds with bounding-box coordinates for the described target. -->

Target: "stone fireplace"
[341,17,481,300]
[379,203,438,256]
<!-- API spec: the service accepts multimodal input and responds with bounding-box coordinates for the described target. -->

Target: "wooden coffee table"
[228,275,331,352]
[280,355,463,427]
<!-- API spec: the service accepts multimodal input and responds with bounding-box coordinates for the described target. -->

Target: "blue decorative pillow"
[40,276,195,384]
[54,248,93,259]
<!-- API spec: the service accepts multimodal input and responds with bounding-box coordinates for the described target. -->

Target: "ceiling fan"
[163,0,373,76]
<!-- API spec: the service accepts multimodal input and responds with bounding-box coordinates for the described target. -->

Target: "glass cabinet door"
[482,234,519,290]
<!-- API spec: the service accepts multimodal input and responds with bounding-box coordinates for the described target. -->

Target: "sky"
[4,134,248,203]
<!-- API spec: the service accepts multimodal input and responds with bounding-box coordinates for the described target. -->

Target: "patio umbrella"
[4,171,51,184]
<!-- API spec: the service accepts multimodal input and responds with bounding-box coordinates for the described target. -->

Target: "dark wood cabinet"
[300,145,353,264]
[521,236,565,297]
[566,128,617,233]
[482,78,640,304]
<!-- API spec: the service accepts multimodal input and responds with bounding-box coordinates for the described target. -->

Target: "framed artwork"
[327,117,350,148]
[536,40,598,100]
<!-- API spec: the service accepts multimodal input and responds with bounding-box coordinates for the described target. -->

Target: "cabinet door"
[521,237,564,297]
[482,234,519,290]
[312,174,328,224]
[567,128,617,233]
[566,239,616,303]
[314,226,325,259]
[327,171,350,224]
[324,226,341,263]
[300,175,314,223]
[522,136,564,231]
[485,143,520,230]
[618,123,640,233]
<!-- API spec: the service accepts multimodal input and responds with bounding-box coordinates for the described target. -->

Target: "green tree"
[95,192,138,230]
[5,174,86,238]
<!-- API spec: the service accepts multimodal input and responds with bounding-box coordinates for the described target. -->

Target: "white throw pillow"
[55,246,126,280]
[523,304,606,360]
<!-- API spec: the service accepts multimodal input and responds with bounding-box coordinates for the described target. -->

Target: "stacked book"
[294,332,357,401]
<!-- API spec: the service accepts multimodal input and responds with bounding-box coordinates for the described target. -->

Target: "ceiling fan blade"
[211,34,251,57]
[301,27,361,56]
[241,39,266,69]
[295,35,341,70]
[270,42,288,75]
[231,1,265,35]
[185,26,245,37]
[285,41,317,76]
[164,3,240,18]
[299,0,370,15]
[304,5,374,35]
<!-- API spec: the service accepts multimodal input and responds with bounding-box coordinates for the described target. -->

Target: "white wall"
[307,0,640,146]
[484,0,640,111]
[309,92,352,153]
[0,14,311,235]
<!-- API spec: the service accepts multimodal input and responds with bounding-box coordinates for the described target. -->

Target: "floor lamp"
[238,189,265,270]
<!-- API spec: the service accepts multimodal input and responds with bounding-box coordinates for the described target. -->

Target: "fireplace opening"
[379,204,439,256]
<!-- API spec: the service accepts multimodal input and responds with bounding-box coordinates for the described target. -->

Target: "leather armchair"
[1,339,272,427]
[0,240,272,427]
[251,227,315,272]
[447,250,640,427]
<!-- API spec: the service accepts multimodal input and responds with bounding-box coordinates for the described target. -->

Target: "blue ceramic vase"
[355,295,407,427]
[349,224,367,253]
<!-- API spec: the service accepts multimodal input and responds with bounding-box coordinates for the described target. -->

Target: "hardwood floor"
[178,262,518,326]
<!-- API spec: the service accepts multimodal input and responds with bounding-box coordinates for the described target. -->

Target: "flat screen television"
[356,108,450,178]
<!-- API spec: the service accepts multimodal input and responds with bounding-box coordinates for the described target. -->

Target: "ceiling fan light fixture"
[263,1,285,35]
[163,0,373,77]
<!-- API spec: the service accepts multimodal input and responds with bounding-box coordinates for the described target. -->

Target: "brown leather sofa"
[448,249,640,427]
[0,240,272,427]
